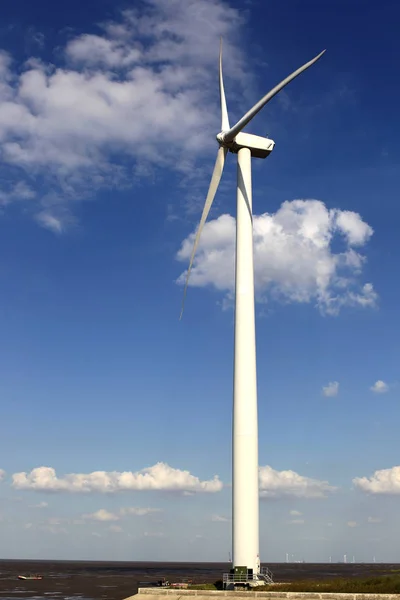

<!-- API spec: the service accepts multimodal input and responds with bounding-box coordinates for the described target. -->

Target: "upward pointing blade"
[223,50,326,143]
[180,145,228,319]
[219,39,230,131]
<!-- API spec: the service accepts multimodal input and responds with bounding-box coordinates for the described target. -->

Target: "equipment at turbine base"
[222,566,274,589]
[180,38,325,578]
[234,566,248,579]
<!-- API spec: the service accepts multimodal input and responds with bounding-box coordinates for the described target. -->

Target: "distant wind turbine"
[180,40,325,578]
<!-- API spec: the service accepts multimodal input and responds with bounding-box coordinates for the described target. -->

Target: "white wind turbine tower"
[181,42,325,580]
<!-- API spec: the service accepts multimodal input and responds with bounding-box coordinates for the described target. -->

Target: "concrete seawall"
[123,589,400,600]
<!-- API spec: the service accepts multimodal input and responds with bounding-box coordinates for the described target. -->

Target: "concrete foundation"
[123,589,400,600]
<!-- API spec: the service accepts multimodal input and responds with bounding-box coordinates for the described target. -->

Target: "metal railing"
[223,567,274,586]
[260,567,274,583]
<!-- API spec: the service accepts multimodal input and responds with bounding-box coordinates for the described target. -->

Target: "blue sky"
[0,0,400,563]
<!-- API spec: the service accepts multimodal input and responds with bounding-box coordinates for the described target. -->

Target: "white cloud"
[335,210,373,246]
[0,0,247,228]
[211,514,230,522]
[31,501,48,508]
[66,34,141,68]
[322,381,339,397]
[0,469,5,481]
[177,200,376,315]
[23,517,67,534]
[289,510,302,516]
[347,521,358,528]
[47,517,62,526]
[12,462,222,494]
[83,509,119,522]
[35,212,66,234]
[143,531,164,538]
[259,465,336,498]
[288,519,305,525]
[370,380,389,393]
[47,525,68,535]
[109,525,123,533]
[367,516,382,524]
[120,507,162,516]
[353,466,400,495]
[0,181,35,206]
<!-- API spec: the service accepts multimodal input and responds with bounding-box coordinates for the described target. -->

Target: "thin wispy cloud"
[367,516,382,524]
[211,514,230,522]
[347,521,358,528]
[30,501,48,509]
[119,507,162,517]
[323,381,339,397]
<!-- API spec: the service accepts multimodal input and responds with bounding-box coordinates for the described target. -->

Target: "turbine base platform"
[222,566,274,589]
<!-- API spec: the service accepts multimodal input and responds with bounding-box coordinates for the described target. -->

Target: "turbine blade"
[219,38,230,131]
[180,145,228,319]
[223,50,326,143]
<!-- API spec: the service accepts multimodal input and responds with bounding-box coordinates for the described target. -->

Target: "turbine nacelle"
[180,42,325,318]
[217,131,275,160]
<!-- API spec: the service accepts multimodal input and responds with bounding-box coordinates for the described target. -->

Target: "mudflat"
[0,560,397,600]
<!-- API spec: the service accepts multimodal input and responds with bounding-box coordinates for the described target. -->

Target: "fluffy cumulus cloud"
[0,0,246,229]
[0,469,5,481]
[259,465,336,498]
[177,200,376,315]
[11,462,222,494]
[353,466,400,495]
[322,381,339,397]
[370,380,389,393]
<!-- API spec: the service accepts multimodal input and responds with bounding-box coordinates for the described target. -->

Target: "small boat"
[18,575,43,580]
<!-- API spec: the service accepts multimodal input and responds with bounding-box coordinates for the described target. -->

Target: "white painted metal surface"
[220,50,326,144]
[232,147,259,573]
[180,40,325,577]
[231,132,275,159]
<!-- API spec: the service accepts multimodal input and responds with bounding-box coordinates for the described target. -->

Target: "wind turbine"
[180,42,325,579]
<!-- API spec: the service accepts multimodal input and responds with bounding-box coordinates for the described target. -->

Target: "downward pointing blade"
[180,145,228,319]
[223,50,326,143]
[219,39,230,131]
